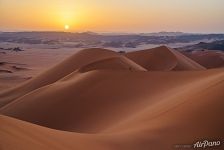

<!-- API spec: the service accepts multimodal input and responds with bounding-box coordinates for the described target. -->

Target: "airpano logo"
[174,140,223,149]
[193,140,221,149]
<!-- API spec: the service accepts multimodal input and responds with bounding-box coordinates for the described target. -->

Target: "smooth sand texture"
[0,47,79,90]
[0,48,146,107]
[0,46,224,150]
[125,46,206,71]
[182,50,224,69]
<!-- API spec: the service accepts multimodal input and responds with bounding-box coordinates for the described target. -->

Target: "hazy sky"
[0,0,224,33]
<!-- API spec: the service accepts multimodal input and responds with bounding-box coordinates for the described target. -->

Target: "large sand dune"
[0,48,145,107]
[0,46,224,150]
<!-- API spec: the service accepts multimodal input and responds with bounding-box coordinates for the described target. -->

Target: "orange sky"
[0,0,224,33]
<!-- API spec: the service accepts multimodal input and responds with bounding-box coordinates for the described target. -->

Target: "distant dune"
[125,46,206,71]
[0,46,224,150]
[182,50,224,69]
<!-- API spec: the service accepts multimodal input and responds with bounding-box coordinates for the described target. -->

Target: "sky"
[0,0,224,33]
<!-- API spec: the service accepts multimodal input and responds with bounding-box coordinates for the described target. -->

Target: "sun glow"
[64,25,69,30]
[0,0,224,33]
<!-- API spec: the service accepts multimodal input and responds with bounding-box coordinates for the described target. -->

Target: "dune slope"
[0,48,146,108]
[1,69,223,133]
[1,68,224,150]
[125,46,206,71]
[182,50,224,69]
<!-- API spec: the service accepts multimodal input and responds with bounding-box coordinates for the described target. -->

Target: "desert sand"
[0,46,224,150]
[182,50,224,69]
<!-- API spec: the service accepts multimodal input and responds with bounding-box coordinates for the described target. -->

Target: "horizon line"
[1,30,224,35]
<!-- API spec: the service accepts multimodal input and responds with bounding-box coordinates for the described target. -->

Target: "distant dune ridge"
[125,46,206,71]
[0,46,224,150]
[182,50,224,69]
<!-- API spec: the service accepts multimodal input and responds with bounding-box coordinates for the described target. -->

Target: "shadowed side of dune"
[125,46,206,71]
[79,57,146,73]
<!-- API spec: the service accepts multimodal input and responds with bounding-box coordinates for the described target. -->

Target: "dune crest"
[79,57,146,73]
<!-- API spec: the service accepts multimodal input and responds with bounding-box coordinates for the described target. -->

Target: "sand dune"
[1,68,224,150]
[0,46,224,150]
[182,50,224,69]
[125,46,206,71]
[0,48,145,107]
[0,69,223,133]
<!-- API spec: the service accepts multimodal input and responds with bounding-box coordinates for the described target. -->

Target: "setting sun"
[64,25,69,30]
